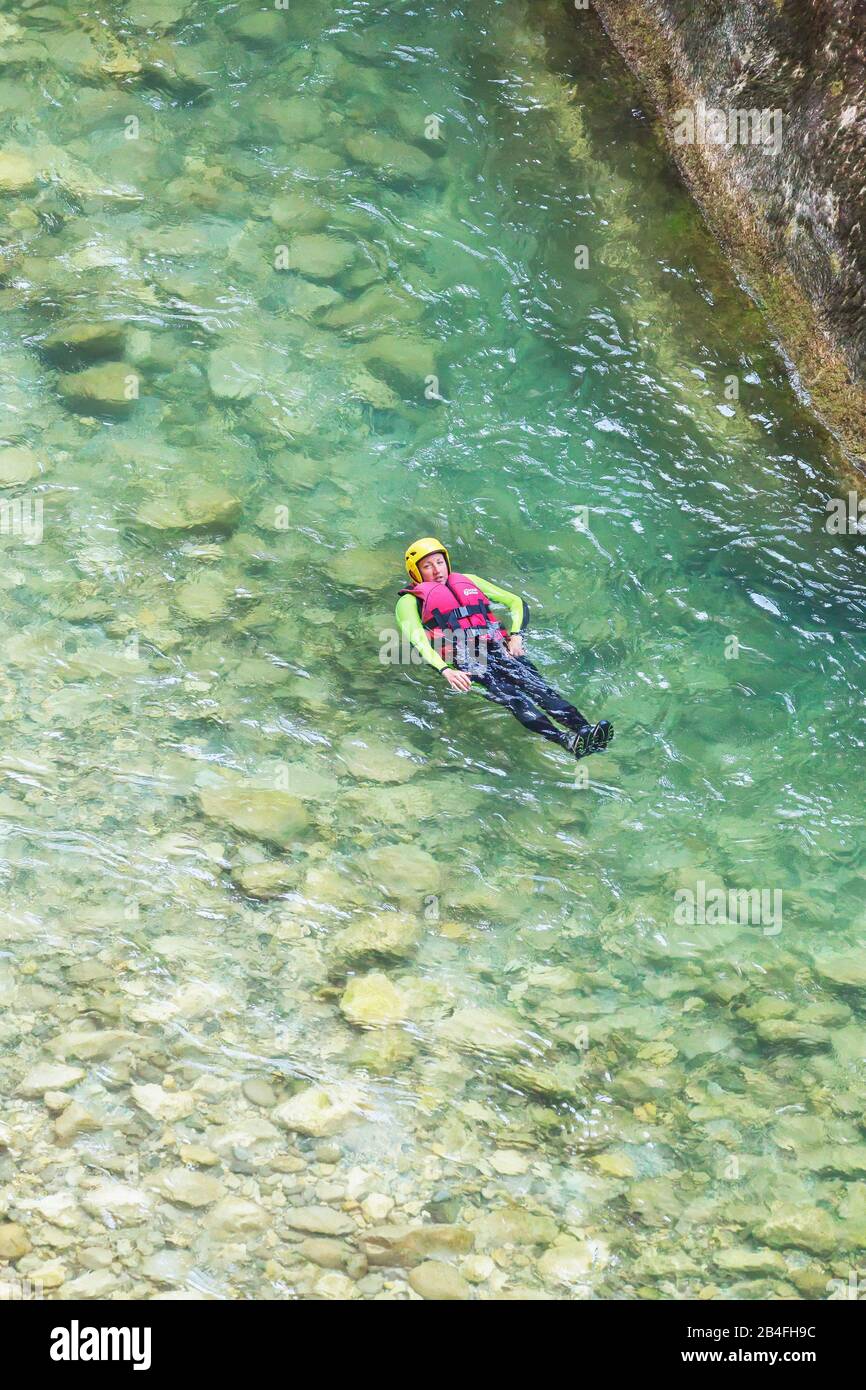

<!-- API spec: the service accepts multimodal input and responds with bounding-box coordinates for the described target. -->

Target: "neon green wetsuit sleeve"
[395,593,448,671]
[463,575,526,634]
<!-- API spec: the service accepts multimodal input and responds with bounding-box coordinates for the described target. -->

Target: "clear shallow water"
[1,0,866,1300]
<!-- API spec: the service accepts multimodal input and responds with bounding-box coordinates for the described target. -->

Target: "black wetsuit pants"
[469,647,588,749]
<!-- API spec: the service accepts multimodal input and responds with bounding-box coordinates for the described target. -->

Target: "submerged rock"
[592,1152,637,1179]
[360,1223,473,1267]
[755,1018,832,1048]
[277,276,343,320]
[329,547,393,591]
[537,1235,611,1288]
[16,1193,80,1229]
[490,1150,531,1176]
[259,94,324,139]
[340,972,411,1028]
[274,1083,366,1137]
[242,1078,277,1108]
[148,1169,224,1207]
[815,948,866,992]
[232,860,300,899]
[285,1205,355,1237]
[83,1183,153,1225]
[501,1058,585,1102]
[297,1237,359,1271]
[330,911,422,969]
[754,1202,841,1255]
[269,191,329,232]
[175,574,234,622]
[310,1271,357,1299]
[284,144,345,179]
[361,334,438,391]
[142,1249,194,1284]
[206,1197,268,1237]
[136,483,241,533]
[285,235,357,282]
[0,1223,30,1261]
[631,1246,701,1279]
[199,787,309,847]
[345,132,438,182]
[797,1144,866,1178]
[409,1260,472,1300]
[16,1062,84,1096]
[140,40,216,93]
[470,1207,558,1248]
[360,843,442,899]
[346,1026,417,1073]
[610,1066,675,1103]
[0,446,41,488]
[41,321,126,364]
[322,283,424,334]
[438,1006,535,1059]
[347,368,400,411]
[126,0,191,30]
[739,996,793,1022]
[800,1000,851,1026]
[347,972,441,1027]
[54,1102,100,1142]
[231,9,287,44]
[0,149,38,191]
[63,1270,118,1299]
[58,362,139,416]
[337,735,417,782]
[51,1029,134,1061]
[207,344,269,401]
[712,1247,788,1276]
[131,1083,196,1123]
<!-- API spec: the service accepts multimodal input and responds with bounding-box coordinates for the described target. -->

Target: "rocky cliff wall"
[587,0,866,468]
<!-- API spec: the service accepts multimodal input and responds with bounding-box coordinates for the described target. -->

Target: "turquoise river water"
[1,0,865,1301]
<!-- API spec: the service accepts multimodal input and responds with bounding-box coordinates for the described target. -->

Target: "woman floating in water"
[395,537,614,759]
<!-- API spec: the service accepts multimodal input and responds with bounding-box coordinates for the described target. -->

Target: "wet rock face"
[596,0,866,383]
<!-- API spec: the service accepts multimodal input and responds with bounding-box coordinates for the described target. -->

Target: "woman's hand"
[443,667,473,692]
[507,633,524,658]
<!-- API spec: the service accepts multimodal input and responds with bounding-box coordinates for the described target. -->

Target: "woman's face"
[418,552,448,583]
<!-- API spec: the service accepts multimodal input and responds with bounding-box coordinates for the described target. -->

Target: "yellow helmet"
[404,536,451,584]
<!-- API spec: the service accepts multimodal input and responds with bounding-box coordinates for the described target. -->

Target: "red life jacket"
[399,572,510,646]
